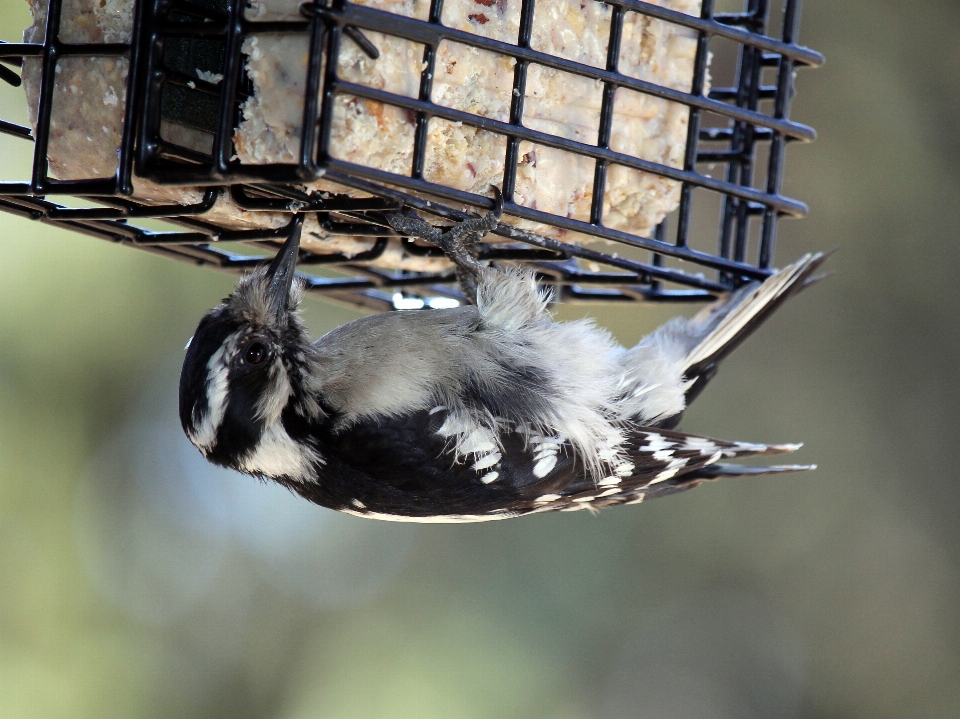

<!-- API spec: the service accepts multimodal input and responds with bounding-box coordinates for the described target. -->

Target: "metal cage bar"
[0,0,821,311]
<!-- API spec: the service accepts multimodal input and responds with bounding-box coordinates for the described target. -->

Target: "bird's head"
[179,223,322,475]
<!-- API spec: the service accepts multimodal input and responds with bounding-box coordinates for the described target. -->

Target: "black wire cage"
[0,0,821,312]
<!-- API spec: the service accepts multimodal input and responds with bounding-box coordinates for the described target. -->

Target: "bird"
[179,200,826,523]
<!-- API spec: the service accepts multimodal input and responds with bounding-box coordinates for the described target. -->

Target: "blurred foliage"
[2,1,960,718]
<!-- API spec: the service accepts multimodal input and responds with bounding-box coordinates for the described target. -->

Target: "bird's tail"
[621,429,814,501]
[618,252,829,425]
[538,428,813,514]
[681,252,829,392]
[635,461,815,504]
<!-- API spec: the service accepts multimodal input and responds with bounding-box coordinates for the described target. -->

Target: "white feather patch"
[460,428,497,455]
[640,433,674,452]
[472,452,502,471]
[255,357,293,424]
[533,454,558,478]
[684,436,719,454]
[190,337,235,452]
[649,467,680,484]
[241,421,321,482]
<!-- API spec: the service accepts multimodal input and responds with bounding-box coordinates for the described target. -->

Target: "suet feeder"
[0,0,821,311]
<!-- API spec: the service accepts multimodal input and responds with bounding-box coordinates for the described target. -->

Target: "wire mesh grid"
[0,0,822,312]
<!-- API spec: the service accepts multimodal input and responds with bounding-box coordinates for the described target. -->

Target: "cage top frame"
[0,0,822,313]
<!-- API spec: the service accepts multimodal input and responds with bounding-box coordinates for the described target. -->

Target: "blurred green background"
[2,1,960,717]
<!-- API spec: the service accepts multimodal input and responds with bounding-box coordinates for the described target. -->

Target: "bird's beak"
[265,218,303,319]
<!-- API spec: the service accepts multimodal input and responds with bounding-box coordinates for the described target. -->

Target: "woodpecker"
[179,203,825,522]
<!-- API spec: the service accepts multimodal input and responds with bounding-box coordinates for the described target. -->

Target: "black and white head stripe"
[178,282,323,483]
[179,319,323,482]
[179,308,239,449]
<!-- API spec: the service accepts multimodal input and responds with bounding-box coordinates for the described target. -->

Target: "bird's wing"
[523,426,811,516]
[296,408,581,521]
[291,409,810,522]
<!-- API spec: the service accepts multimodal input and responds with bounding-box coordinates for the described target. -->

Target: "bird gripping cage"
[0,0,822,312]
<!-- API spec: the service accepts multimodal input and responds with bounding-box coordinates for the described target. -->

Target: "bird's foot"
[385,188,503,303]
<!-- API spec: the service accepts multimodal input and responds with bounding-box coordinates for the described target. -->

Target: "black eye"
[244,341,267,365]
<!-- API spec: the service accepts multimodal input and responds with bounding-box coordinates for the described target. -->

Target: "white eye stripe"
[188,334,238,452]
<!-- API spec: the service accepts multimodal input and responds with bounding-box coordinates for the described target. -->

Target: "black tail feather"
[689,462,816,480]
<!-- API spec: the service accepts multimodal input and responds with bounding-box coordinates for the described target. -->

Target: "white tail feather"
[724,440,803,457]
[682,253,819,372]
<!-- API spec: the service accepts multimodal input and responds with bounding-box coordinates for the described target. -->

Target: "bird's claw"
[384,188,503,304]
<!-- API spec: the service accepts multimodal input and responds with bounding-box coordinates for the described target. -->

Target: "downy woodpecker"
[179,203,824,522]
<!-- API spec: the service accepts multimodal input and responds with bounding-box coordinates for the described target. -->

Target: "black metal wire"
[0,0,821,311]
